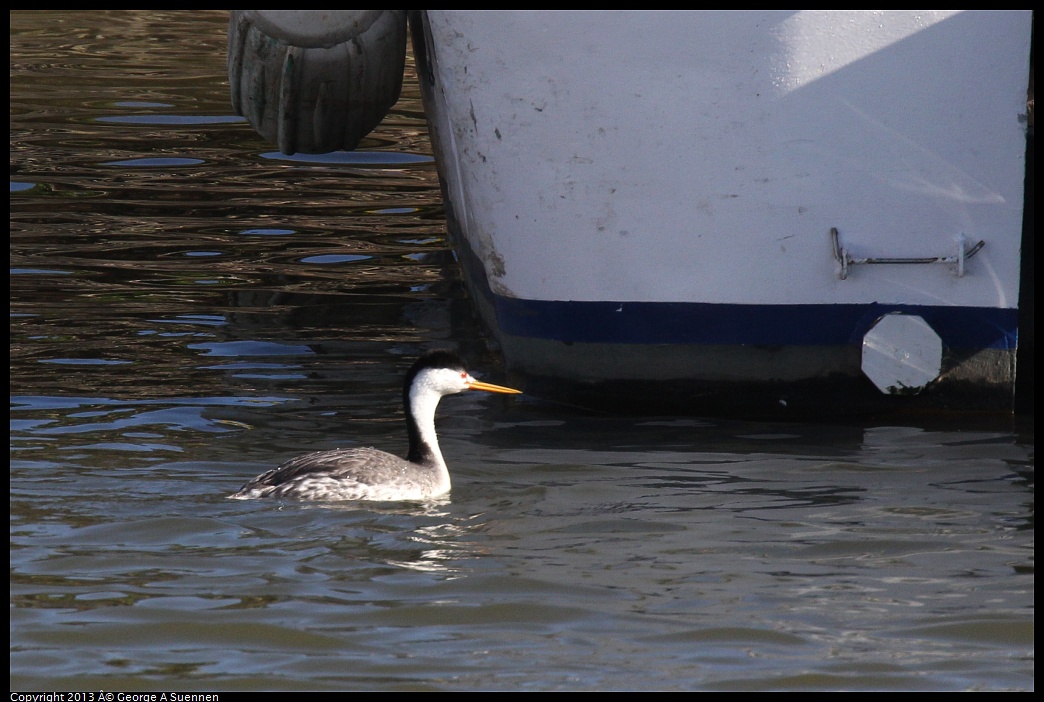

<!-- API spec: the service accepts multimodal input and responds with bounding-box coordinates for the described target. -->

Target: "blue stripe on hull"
[492,297,1017,351]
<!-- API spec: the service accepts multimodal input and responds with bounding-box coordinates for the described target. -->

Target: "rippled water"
[10,11,1034,691]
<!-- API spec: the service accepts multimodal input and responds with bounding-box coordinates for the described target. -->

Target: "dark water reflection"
[10,11,1033,691]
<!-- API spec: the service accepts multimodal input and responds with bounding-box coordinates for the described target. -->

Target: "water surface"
[10,10,1034,691]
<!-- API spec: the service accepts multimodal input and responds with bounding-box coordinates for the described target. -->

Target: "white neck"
[409,380,451,486]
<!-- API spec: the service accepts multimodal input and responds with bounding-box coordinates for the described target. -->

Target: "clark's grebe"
[229,350,521,501]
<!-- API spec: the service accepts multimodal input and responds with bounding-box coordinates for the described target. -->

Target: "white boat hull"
[227,10,1033,415]
[409,10,1031,414]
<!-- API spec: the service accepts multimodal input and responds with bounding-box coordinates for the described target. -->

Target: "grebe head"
[405,350,521,403]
